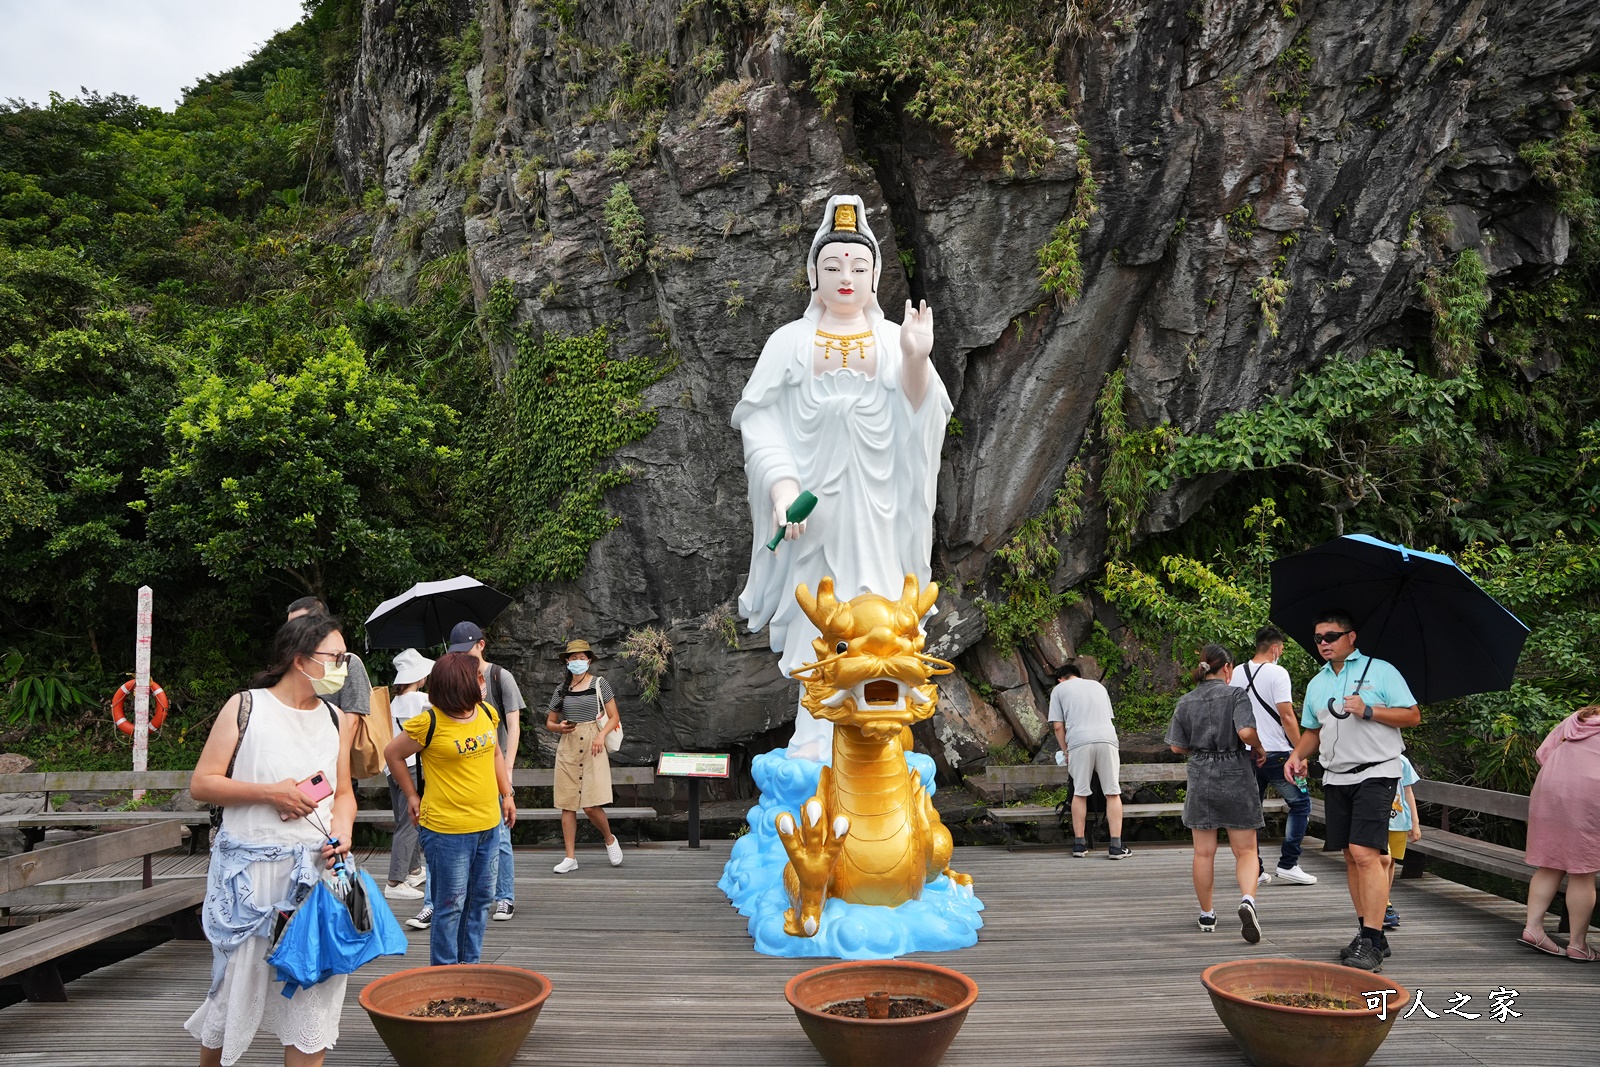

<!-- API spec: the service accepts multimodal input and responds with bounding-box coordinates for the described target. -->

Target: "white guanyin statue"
[732,193,952,761]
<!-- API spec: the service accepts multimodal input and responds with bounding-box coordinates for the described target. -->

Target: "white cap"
[392,648,434,686]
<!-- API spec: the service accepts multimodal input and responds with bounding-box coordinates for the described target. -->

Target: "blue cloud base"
[716,749,984,959]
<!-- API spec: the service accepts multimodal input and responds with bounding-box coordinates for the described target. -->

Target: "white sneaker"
[404,866,426,888]
[1274,865,1318,885]
[606,837,624,867]
[1257,870,1274,886]
[384,881,424,900]
[554,857,579,874]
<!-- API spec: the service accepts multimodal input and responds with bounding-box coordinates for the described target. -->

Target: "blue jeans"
[495,820,515,903]
[1256,752,1312,871]
[417,826,498,965]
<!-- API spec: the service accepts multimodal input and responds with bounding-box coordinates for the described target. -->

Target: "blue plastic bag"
[267,868,407,996]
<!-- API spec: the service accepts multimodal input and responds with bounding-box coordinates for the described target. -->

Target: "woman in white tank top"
[186,614,357,1067]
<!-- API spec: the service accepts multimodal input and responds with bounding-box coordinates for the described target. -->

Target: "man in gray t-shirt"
[1046,663,1129,860]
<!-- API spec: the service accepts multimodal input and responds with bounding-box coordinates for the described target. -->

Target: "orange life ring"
[111,679,168,735]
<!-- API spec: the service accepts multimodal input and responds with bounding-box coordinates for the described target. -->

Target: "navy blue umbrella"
[1269,535,1530,705]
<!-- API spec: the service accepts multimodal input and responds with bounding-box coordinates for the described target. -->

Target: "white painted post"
[132,586,153,801]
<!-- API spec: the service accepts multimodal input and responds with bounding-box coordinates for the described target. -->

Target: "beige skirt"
[554,719,613,810]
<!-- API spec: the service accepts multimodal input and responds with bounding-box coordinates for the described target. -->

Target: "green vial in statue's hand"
[765,490,819,551]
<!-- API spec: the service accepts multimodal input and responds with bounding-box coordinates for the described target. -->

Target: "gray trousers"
[387,765,425,883]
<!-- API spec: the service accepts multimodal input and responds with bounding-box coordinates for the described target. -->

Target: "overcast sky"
[0,1,307,111]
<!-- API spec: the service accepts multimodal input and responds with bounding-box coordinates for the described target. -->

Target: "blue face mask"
[567,659,589,676]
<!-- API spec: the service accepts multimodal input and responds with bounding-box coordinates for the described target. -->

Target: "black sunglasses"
[309,650,350,666]
[1312,630,1352,645]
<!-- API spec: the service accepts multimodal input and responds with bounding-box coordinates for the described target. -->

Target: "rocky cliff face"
[333,0,1599,782]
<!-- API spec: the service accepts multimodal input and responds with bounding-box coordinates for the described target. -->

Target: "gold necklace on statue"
[816,329,874,368]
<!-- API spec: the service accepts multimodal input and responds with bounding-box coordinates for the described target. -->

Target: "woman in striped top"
[545,639,623,872]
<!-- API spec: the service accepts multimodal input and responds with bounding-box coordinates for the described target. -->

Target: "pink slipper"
[1518,931,1564,957]
[1567,944,1598,962]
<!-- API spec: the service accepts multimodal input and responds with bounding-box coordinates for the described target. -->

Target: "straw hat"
[562,639,593,656]
[392,648,434,686]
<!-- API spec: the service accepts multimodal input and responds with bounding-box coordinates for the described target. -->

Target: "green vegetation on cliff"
[0,5,663,767]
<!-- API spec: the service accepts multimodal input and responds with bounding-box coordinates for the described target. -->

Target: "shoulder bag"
[598,678,622,753]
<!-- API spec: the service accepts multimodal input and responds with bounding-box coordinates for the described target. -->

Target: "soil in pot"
[411,997,506,1018]
[823,996,947,1019]
[1253,992,1359,1010]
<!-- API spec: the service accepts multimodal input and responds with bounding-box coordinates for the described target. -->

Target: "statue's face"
[815,241,874,314]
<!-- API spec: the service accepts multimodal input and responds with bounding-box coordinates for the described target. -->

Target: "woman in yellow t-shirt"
[384,652,515,965]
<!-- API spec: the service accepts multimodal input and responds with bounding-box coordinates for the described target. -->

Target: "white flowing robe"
[732,311,951,759]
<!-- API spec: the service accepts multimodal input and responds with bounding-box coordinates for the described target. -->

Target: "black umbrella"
[363,575,513,650]
[1269,535,1529,704]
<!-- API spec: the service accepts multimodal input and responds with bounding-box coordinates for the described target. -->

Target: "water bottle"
[1293,774,1309,792]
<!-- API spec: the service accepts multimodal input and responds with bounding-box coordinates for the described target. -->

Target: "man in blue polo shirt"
[1286,608,1420,973]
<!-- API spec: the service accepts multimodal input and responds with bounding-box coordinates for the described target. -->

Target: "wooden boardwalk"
[0,841,1594,1065]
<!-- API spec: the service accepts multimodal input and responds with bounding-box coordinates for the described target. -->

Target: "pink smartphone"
[296,771,334,804]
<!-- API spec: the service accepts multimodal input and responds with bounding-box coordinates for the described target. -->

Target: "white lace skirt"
[184,855,347,1065]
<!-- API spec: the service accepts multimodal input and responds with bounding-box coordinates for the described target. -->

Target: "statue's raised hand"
[900,299,933,365]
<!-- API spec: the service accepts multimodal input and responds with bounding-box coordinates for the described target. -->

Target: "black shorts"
[1322,777,1399,853]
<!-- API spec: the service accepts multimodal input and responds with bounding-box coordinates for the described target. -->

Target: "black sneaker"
[1107,845,1133,860]
[1071,842,1088,858]
[492,900,515,922]
[1238,900,1261,944]
[1198,913,1217,933]
[1339,934,1363,960]
[405,905,433,931]
[1344,939,1384,972]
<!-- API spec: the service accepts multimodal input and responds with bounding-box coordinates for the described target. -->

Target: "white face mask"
[302,658,348,696]
[567,659,590,676]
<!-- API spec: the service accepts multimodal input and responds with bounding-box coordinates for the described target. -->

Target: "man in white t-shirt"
[1229,626,1317,885]
[1047,663,1129,860]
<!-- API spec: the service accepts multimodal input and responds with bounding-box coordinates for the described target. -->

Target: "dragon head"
[789,575,955,741]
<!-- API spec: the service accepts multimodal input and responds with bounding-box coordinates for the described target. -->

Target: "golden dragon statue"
[775,574,973,938]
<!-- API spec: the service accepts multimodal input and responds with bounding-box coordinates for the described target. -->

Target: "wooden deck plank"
[0,843,1591,1064]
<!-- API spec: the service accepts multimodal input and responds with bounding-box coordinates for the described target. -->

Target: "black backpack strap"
[223,690,254,780]
[490,665,506,713]
[319,696,341,732]
[1242,665,1274,722]
[422,702,496,749]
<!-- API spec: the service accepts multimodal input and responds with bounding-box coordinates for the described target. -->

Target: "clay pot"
[359,964,552,1067]
[1201,959,1411,1067]
[785,959,979,1067]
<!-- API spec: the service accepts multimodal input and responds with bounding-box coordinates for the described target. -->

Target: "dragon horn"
[817,576,837,608]
[917,579,939,617]
[796,582,817,622]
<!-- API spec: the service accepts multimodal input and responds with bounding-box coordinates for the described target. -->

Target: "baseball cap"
[447,621,485,653]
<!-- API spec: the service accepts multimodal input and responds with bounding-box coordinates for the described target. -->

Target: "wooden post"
[132,586,153,800]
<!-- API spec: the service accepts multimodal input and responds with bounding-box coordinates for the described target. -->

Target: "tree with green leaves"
[1160,349,1482,540]
[145,326,459,608]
